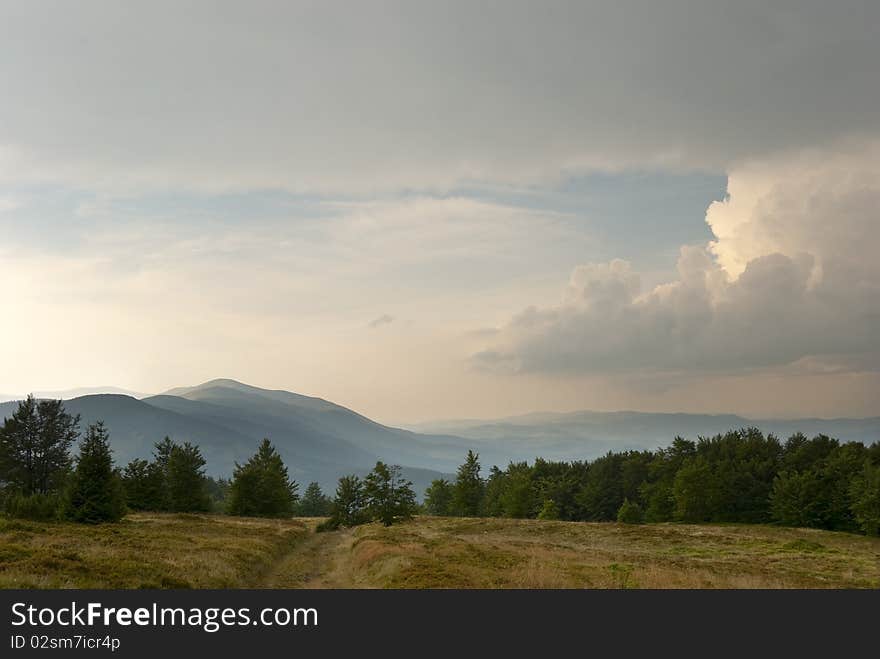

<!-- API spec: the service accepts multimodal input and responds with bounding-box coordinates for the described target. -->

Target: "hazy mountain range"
[1,379,877,495]
[0,379,472,495]
[0,386,148,402]
[407,410,880,459]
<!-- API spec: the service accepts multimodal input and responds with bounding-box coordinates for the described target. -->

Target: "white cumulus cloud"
[474,143,880,375]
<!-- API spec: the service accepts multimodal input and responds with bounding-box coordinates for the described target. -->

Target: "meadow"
[0,513,308,588]
[332,517,880,588]
[1,513,879,589]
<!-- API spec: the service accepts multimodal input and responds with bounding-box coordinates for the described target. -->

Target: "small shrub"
[617,498,644,524]
[2,492,64,521]
[537,499,560,520]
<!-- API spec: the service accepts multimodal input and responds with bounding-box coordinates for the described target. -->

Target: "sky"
[1,1,879,423]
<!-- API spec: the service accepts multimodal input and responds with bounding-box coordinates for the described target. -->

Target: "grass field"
[0,514,309,588]
[2,513,879,589]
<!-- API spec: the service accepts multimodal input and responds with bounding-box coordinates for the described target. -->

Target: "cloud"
[0,191,576,395]
[473,143,880,375]
[705,140,880,284]
[0,196,22,213]
[1,2,878,193]
[368,314,394,329]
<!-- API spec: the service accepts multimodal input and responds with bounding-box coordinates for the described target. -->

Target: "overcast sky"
[1,1,878,422]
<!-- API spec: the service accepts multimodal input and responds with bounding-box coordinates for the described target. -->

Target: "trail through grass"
[3,514,879,589]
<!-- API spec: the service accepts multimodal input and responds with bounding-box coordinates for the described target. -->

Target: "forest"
[425,436,880,536]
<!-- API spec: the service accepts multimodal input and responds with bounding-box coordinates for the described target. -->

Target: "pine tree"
[166,441,210,512]
[499,461,535,518]
[144,436,176,510]
[0,396,79,496]
[205,476,231,512]
[424,478,454,516]
[153,436,174,473]
[227,438,299,517]
[481,466,506,517]
[121,458,165,511]
[322,474,366,529]
[66,422,125,523]
[452,450,484,516]
[364,461,417,526]
[298,481,332,517]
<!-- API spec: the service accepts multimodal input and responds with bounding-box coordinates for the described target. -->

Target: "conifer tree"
[121,458,165,511]
[452,450,484,516]
[364,461,417,526]
[499,461,535,518]
[0,396,79,496]
[424,478,454,516]
[166,441,211,512]
[153,436,174,474]
[66,421,125,523]
[322,474,366,529]
[298,481,332,516]
[227,438,298,517]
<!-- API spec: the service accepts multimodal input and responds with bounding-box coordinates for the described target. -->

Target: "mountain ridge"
[0,381,464,496]
[2,379,877,495]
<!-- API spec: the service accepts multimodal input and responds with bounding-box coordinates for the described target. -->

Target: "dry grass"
[3,514,879,589]
[338,517,880,589]
[0,513,309,588]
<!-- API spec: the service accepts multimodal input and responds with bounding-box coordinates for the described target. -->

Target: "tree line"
[424,431,880,536]
[2,397,878,535]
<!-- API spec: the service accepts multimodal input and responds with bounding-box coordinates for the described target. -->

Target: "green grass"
[2,513,879,589]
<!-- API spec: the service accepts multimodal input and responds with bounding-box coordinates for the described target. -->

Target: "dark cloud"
[1,2,878,191]
[368,314,395,329]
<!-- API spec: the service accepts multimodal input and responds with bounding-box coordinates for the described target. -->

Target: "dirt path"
[257,522,357,588]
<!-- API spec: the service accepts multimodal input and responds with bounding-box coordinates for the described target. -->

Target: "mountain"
[2,380,877,495]
[0,386,148,403]
[151,379,470,470]
[0,379,467,496]
[407,410,880,462]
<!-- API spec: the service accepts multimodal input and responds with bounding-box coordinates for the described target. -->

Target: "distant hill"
[0,386,148,403]
[407,409,880,462]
